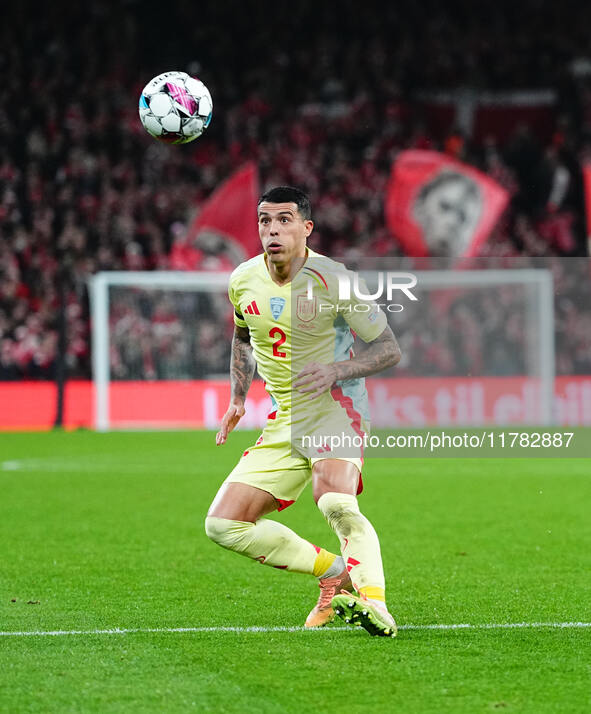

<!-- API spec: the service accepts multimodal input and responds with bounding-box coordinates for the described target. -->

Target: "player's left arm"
[216,324,255,445]
[294,325,401,398]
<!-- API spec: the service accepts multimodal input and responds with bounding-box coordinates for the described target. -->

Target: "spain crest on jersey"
[270,297,286,320]
[296,294,317,322]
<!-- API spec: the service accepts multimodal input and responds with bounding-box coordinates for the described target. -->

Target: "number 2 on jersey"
[269,327,287,358]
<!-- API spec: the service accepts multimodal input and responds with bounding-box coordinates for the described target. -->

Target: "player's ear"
[304,220,314,237]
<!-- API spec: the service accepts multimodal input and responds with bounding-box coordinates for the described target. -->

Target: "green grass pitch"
[1,430,590,713]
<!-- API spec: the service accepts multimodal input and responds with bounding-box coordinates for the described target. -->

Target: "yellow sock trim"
[312,548,337,578]
[359,586,385,602]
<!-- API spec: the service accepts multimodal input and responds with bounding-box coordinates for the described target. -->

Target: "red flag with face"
[182,161,261,265]
[385,150,509,257]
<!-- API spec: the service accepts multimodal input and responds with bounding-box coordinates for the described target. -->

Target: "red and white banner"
[367,377,591,427]
[170,162,261,269]
[1,377,591,430]
[385,150,509,258]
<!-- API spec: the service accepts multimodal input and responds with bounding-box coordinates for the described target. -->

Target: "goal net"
[89,267,554,431]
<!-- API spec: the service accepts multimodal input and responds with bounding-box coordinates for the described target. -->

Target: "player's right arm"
[216,324,255,445]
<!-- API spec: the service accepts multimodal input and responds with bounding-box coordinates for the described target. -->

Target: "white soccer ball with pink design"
[139,71,213,144]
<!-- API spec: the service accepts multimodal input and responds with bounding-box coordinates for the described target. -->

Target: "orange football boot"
[305,568,354,627]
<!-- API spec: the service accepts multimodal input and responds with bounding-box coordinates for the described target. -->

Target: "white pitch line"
[0,459,188,474]
[1,622,590,638]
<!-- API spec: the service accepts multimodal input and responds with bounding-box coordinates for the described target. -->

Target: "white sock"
[319,555,345,579]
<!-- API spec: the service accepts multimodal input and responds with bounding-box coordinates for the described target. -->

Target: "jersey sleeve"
[338,274,388,342]
[228,272,248,329]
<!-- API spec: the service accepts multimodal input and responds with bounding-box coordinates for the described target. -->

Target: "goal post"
[385,268,555,425]
[88,268,555,431]
[89,271,231,431]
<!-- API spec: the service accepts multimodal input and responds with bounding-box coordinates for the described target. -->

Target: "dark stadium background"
[1,0,591,420]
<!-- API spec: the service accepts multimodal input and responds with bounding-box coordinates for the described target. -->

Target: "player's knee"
[204,516,251,552]
[204,515,238,547]
[317,492,362,536]
[204,515,225,545]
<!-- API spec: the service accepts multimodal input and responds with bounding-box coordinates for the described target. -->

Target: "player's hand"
[293,362,337,399]
[216,401,246,445]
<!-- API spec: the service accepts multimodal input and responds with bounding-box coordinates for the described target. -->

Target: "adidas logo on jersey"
[244,300,260,315]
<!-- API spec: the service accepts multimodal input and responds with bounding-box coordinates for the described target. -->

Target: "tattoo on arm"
[333,326,401,381]
[230,325,256,401]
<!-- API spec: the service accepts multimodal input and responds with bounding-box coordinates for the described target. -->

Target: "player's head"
[413,171,482,256]
[258,186,312,220]
[257,186,313,264]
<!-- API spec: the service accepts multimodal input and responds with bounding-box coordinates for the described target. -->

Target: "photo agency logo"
[306,271,419,313]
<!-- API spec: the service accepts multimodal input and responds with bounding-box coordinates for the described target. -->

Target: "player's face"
[258,202,313,264]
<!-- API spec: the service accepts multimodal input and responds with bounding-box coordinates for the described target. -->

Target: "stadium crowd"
[1,0,591,381]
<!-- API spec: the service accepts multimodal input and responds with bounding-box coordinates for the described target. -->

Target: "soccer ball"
[139,71,213,144]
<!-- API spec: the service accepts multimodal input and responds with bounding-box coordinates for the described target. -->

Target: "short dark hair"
[416,170,480,203]
[258,186,312,220]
